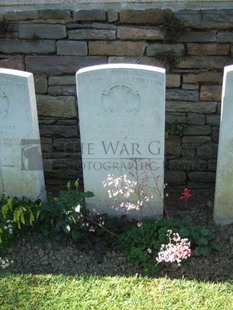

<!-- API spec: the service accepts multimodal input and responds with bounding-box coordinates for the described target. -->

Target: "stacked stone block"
[0,8,231,193]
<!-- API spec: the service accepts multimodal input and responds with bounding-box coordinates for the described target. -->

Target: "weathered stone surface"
[67,23,91,30]
[166,74,180,87]
[57,41,87,56]
[77,64,165,218]
[38,9,71,19]
[0,57,24,70]
[178,31,217,43]
[49,76,75,85]
[138,57,163,67]
[206,115,220,126]
[175,9,233,29]
[198,143,218,158]
[169,159,208,171]
[41,137,53,153]
[57,119,77,125]
[25,56,107,74]
[117,26,164,40]
[119,9,172,24]
[188,172,216,182]
[183,72,222,84]
[48,86,76,96]
[186,113,205,125]
[0,40,56,54]
[166,89,199,101]
[178,56,229,69]
[108,57,138,64]
[107,10,118,22]
[175,10,201,28]
[167,101,218,114]
[187,182,214,189]
[73,10,106,21]
[230,46,233,56]
[165,136,182,156]
[166,101,217,114]
[166,113,186,124]
[146,44,185,56]
[187,43,229,56]
[4,11,39,21]
[36,95,76,118]
[214,65,233,224]
[200,85,222,101]
[182,136,211,144]
[183,125,211,135]
[182,84,199,90]
[217,32,233,42]
[0,69,46,201]
[89,41,146,56]
[91,22,117,30]
[165,171,186,184]
[34,76,47,94]
[39,125,78,138]
[19,24,66,39]
[208,160,217,171]
[212,127,219,143]
[53,139,81,153]
[68,29,116,40]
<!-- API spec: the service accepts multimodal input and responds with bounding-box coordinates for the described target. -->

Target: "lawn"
[0,273,232,310]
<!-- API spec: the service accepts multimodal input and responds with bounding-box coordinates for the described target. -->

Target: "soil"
[2,188,233,282]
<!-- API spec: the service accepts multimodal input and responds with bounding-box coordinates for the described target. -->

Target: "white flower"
[156,230,191,266]
[75,205,81,213]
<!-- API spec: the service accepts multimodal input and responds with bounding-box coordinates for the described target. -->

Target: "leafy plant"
[34,179,94,241]
[0,195,41,248]
[118,218,221,274]
[162,14,187,42]
[156,51,181,71]
[166,120,187,138]
[0,20,13,38]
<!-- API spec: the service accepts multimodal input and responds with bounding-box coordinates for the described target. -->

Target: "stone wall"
[0,7,232,193]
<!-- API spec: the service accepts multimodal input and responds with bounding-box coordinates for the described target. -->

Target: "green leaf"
[200,228,210,236]
[71,230,80,240]
[179,227,190,237]
[194,246,211,256]
[74,179,79,190]
[85,191,95,198]
[198,237,209,246]
[210,242,222,252]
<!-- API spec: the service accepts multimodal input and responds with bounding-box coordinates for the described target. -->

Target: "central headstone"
[0,69,46,201]
[76,64,165,218]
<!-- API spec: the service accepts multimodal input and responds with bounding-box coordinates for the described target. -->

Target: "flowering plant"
[156,229,191,266]
[180,188,192,201]
[103,174,153,215]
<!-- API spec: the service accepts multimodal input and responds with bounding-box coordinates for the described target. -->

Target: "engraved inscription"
[0,88,9,118]
[102,84,141,114]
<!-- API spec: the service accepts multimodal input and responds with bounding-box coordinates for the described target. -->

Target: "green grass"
[0,274,232,310]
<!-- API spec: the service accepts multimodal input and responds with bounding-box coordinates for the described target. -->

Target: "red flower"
[180,188,192,201]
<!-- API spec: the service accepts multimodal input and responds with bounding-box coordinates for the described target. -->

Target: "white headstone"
[76,64,165,218]
[0,69,46,201]
[214,65,233,224]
